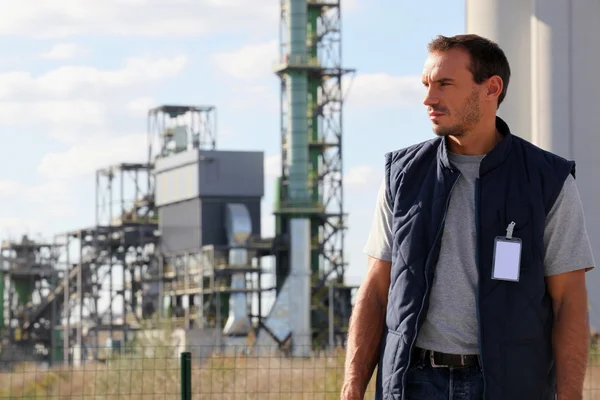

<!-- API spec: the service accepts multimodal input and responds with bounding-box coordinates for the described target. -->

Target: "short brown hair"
[427,34,511,108]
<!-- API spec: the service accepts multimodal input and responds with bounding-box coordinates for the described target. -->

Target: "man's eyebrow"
[422,77,455,85]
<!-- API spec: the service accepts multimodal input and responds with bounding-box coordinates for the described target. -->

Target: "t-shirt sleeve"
[363,177,394,262]
[544,173,596,276]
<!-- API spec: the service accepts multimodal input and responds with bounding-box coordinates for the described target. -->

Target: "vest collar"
[437,116,513,175]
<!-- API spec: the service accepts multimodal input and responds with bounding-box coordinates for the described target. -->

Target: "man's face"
[421,48,484,137]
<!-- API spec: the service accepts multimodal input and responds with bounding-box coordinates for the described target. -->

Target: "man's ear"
[486,75,503,102]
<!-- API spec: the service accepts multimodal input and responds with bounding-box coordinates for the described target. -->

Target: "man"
[341,34,595,400]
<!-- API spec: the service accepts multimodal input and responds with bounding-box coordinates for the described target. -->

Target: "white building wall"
[467,0,600,328]
[466,0,532,141]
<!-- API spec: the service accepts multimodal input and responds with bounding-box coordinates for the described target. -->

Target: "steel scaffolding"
[273,0,356,347]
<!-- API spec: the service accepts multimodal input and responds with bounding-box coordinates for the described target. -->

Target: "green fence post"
[180,351,192,400]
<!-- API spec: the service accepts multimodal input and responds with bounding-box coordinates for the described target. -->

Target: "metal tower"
[0,237,59,361]
[147,105,217,162]
[273,0,355,349]
[54,162,158,363]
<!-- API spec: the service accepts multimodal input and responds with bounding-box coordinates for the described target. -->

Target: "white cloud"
[40,43,86,59]
[45,204,77,219]
[0,51,188,244]
[37,133,147,179]
[0,180,19,197]
[0,0,277,38]
[0,55,187,148]
[344,73,423,109]
[344,0,359,12]
[344,164,382,193]
[0,180,74,237]
[344,165,378,186]
[0,217,42,236]
[0,100,107,126]
[127,96,156,116]
[23,180,71,204]
[227,85,278,112]
[0,180,71,203]
[212,40,278,80]
[0,55,188,101]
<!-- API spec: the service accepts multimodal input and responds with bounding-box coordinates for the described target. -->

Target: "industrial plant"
[0,0,358,365]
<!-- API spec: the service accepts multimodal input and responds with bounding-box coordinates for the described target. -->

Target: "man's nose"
[423,88,439,107]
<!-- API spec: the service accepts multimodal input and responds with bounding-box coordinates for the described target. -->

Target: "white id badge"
[491,222,522,282]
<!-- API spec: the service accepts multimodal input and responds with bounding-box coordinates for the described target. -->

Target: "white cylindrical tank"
[531,0,600,328]
[531,0,572,154]
[465,0,532,141]
[467,0,600,329]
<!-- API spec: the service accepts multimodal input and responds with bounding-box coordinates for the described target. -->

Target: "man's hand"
[341,256,391,399]
[547,269,591,400]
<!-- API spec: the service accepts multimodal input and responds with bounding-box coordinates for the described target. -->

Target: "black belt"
[413,347,480,368]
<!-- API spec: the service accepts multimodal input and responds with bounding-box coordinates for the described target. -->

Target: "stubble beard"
[432,90,481,138]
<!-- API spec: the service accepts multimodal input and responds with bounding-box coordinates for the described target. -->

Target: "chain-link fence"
[0,344,366,399]
[2,343,600,399]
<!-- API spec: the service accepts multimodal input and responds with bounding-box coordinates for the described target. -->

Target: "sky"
[0,0,466,287]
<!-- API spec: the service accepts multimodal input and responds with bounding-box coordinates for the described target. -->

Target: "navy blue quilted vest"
[374,117,575,400]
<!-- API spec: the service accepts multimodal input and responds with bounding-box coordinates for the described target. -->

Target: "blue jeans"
[404,358,484,400]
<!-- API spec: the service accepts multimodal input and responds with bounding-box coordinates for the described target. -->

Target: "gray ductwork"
[222,203,252,336]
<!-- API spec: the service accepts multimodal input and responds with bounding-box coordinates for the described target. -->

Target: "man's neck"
[447,120,501,155]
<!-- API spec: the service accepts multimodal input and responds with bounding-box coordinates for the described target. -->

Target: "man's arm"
[341,177,394,399]
[341,256,391,400]
[543,174,595,400]
[547,269,590,400]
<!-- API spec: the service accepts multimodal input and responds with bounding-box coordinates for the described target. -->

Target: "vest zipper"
[475,177,486,398]
[401,173,461,399]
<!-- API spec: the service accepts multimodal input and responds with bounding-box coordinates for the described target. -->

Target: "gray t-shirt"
[363,152,596,355]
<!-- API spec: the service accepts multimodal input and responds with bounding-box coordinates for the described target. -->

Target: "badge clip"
[506,221,516,240]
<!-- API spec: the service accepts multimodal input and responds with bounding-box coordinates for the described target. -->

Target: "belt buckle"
[429,351,448,368]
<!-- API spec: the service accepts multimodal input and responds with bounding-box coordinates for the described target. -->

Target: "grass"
[3,339,600,399]
[0,326,377,399]
[0,347,377,399]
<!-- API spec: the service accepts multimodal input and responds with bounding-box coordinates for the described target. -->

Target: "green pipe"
[0,272,4,329]
[180,351,192,400]
[14,280,32,305]
[53,329,62,363]
[287,71,309,206]
[286,0,309,207]
[308,78,319,201]
[307,6,319,59]
[307,5,319,204]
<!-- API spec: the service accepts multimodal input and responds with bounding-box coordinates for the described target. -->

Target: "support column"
[531,0,572,155]
[465,0,532,141]
[531,0,600,328]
